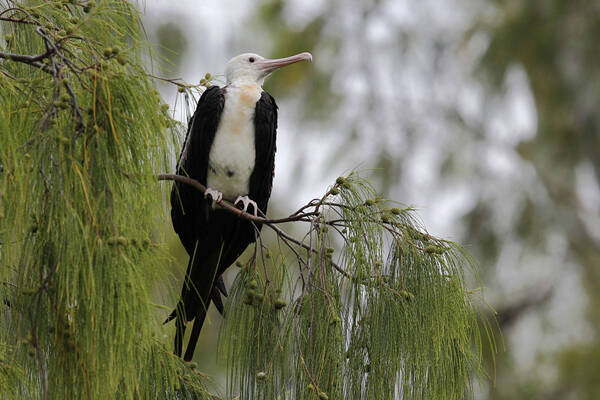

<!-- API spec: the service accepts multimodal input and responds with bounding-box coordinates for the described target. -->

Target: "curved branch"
[157,173,350,278]
[157,174,317,224]
[0,49,54,64]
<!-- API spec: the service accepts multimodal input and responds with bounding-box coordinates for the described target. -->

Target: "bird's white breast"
[207,84,263,200]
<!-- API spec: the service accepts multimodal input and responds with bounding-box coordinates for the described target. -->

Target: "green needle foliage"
[219,174,491,400]
[0,1,209,399]
[1,1,492,399]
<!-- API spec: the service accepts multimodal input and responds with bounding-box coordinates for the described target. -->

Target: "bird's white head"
[225,52,312,86]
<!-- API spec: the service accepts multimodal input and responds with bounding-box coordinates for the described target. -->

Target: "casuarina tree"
[0,1,492,399]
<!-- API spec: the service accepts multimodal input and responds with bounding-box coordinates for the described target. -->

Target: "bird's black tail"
[163,277,227,325]
[183,307,207,361]
[164,248,228,360]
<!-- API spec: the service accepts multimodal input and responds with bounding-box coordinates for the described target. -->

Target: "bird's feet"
[234,195,258,216]
[205,188,223,208]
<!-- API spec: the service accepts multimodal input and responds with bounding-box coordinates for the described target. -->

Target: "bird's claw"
[234,195,258,217]
[205,188,223,208]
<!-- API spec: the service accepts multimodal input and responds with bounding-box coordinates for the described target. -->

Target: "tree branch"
[157,174,317,224]
[0,48,54,64]
[157,173,349,278]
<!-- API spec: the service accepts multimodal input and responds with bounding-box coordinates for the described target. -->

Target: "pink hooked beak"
[257,52,313,73]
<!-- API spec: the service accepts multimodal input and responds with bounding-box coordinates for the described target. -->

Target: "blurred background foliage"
[144,0,600,398]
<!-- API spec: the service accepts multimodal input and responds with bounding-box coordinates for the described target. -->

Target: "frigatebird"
[166,52,312,361]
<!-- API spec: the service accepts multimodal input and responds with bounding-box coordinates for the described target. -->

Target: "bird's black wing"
[168,86,225,358]
[249,91,278,216]
[170,85,225,252]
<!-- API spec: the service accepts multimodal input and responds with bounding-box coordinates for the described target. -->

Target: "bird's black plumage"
[167,85,278,361]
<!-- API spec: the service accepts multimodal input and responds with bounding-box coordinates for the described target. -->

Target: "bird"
[165,51,312,361]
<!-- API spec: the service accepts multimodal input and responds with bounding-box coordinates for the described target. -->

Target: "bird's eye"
[249,57,255,63]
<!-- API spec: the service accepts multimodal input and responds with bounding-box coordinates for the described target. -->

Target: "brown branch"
[0,49,54,64]
[157,173,350,278]
[157,174,317,224]
[0,16,37,25]
[147,74,192,88]
[0,69,17,80]
[266,222,351,279]
[495,284,554,327]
